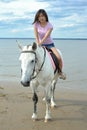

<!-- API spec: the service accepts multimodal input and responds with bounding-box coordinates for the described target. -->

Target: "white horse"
[18,42,63,122]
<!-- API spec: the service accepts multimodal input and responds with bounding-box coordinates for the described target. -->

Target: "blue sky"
[0,0,87,38]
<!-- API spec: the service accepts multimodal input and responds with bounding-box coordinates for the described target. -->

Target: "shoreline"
[0,80,87,130]
[0,77,87,91]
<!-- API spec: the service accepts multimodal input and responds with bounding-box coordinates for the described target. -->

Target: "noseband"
[21,47,46,80]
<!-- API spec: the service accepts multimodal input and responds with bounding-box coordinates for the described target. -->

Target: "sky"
[0,0,87,38]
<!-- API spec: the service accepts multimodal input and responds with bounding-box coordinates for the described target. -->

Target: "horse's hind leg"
[51,80,57,108]
[44,87,52,122]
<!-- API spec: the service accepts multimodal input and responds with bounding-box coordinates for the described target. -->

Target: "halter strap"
[38,47,46,71]
[21,47,46,80]
[31,47,46,79]
[21,50,36,56]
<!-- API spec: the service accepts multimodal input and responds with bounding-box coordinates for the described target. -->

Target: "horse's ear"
[16,40,22,50]
[32,42,37,50]
[18,44,23,50]
[27,45,30,49]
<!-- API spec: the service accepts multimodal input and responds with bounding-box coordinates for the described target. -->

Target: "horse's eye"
[31,60,34,63]
[21,69,22,75]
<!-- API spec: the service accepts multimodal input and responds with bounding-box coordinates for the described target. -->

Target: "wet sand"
[0,81,87,130]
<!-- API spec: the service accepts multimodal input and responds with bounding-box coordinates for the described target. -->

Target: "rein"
[21,47,46,80]
[21,50,36,55]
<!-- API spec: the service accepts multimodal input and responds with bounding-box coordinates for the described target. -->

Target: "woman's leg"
[51,47,62,71]
[51,47,66,80]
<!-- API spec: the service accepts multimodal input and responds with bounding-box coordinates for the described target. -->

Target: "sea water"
[0,38,87,90]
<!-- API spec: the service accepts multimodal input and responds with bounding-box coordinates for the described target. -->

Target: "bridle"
[21,47,46,80]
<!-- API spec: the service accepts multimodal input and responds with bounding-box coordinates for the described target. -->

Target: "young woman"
[32,9,66,80]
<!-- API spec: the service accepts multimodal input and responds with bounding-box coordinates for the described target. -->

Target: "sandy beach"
[0,80,87,130]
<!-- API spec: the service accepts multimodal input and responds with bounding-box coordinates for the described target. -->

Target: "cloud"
[11,29,20,33]
[11,26,33,33]
[0,0,87,38]
[0,0,49,19]
[61,24,75,28]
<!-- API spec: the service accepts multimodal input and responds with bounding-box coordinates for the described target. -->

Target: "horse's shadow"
[37,98,87,122]
[50,98,87,122]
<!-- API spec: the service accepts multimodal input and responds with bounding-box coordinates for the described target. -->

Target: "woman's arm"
[39,28,53,45]
[34,26,39,44]
[34,26,53,45]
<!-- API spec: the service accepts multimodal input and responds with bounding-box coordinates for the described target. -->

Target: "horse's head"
[18,42,37,87]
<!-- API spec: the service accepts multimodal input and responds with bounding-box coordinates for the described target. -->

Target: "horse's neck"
[36,46,45,66]
[36,46,54,78]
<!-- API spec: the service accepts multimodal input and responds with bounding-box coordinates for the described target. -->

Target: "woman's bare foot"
[59,72,66,80]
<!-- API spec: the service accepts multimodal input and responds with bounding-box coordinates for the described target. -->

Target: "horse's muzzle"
[21,81,30,87]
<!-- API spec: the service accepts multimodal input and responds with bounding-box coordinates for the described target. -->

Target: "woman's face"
[38,13,46,23]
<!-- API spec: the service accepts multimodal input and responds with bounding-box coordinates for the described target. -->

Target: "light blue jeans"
[42,43,55,49]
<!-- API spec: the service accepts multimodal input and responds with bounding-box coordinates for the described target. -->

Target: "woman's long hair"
[32,9,49,24]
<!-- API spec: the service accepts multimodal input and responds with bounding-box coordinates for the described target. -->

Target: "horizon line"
[0,37,87,40]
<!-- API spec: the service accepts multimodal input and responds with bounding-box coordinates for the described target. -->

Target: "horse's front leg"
[32,92,38,120]
[30,80,39,120]
[44,86,52,122]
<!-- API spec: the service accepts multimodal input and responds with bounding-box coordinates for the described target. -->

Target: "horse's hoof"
[44,119,48,123]
[33,118,38,122]
[51,103,57,109]
[44,118,52,123]
[32,113,37,121]
[51,104,57,109]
